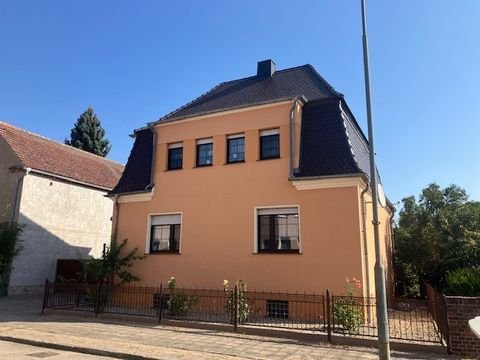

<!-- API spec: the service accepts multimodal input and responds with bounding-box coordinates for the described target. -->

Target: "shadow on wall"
[8,213,97,295]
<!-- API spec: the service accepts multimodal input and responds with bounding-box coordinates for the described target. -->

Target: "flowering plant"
[167,276,176,289]
[224,279,250,324]
[333,276,363,334]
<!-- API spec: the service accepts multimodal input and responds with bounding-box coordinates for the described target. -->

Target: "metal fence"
[0,272,8,297]
[42,280,448,346]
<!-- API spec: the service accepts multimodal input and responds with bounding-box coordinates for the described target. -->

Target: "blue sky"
[1,1,479,204]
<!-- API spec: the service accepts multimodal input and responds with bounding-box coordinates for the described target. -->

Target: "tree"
[83,239,145,285]
[65,107,111,157]
[0,222,23,295]
[394,183,480,292]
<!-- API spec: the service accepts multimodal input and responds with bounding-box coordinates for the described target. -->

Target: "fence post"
[94,280,102,317]
[157,283,163,324]
[41,279,49,314]
[326,289,332,343]
[233,284,238,332]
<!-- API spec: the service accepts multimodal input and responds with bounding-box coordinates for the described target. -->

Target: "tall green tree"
[65,107,111,157]
[395,183,480,291]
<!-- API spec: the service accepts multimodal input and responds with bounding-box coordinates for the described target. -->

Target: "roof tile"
[0,121,124,190]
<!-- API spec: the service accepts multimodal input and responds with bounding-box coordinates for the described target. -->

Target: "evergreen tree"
[65,107,111,157]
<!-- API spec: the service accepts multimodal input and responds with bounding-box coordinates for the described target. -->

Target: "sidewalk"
[0,295,458,360]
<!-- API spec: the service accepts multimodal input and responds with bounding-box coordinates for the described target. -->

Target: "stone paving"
[0,340,115,359]
[0,295,462,359]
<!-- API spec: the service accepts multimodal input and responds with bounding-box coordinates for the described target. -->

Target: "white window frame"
[253,205,301,254]
[146,212,183,254]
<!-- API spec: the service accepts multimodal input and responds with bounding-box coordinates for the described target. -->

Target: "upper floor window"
[196,138,213,166]
[227,134,245,163]
[149,214,181,253]
[167,143,183,170]
[257,207,299,253]
[260,129,280,160]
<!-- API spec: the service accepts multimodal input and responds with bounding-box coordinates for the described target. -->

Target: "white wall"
[9,173,114,294]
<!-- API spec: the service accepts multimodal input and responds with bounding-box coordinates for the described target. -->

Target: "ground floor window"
[149,214,181,253]
[257,207,300,253]
[266,299,289,319]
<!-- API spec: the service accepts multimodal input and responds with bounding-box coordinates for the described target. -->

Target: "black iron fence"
[0,272,8,297]
[42,280,449,346]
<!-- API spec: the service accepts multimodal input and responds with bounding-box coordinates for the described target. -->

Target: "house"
[109,60,394,297]
[0,121,124,294]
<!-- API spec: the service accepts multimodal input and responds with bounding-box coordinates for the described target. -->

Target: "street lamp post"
[360,0,391,359]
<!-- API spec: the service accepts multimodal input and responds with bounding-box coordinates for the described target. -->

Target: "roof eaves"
[146,96,301,127]
[30,168,113,191]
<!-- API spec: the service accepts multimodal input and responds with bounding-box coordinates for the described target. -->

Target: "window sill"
[165,168,183,172]
[254,251,301,255]
[257,156,280,161]
[194,164,213,168]
[224,160,245,165]
[146,251,181,255]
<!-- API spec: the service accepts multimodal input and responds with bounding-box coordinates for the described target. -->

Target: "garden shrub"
[333,277,363,334]
[445,267,480,296]
[167,276,198,317]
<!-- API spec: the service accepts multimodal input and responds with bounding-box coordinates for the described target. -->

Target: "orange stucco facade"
[115,101,393,296]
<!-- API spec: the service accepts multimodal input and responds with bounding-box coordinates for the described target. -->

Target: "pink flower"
[355,282,362,289]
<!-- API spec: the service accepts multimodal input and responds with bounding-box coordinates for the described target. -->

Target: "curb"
[0,335,163,360]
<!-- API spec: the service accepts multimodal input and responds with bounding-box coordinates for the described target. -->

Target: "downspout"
[111,194,119,244]
[387,210,395,299]
[10,167,31,224]
[361,181,372,322]
[146,125,157,190]
[289,98,298,178]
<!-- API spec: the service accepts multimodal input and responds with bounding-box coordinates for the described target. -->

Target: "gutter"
[289,172,369,182]
[360,182,372,322]
[288,96,307,179]
[147,97,297,127]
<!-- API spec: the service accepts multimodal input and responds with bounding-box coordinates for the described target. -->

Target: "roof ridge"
[152,64,326,125]
[0,121,124,167]
[215,64,314,87]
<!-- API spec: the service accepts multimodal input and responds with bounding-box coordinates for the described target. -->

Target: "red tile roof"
[0,121,124,190]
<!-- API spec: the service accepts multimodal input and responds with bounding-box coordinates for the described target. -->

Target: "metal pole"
[360,1,391,359]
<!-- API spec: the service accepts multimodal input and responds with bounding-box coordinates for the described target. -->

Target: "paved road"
[0,295,459,360]
[0,340,116,359]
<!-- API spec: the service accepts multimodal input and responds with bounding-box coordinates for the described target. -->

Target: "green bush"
[166,276,198,317]
[333,297,363,334]
[445,268,480,296]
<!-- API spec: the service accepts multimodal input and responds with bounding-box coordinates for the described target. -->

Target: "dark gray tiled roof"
[155,64,343,123]
[109,129,153,195]
[112,63,377,195]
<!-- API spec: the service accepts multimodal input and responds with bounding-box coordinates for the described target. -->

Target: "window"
[227,134,245,163]
[260,129,280,160]
[257,207,299,253]
[196,138,213,166]
[266,300,289,319]
[149,214,181,253]
[167,143,183,170]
